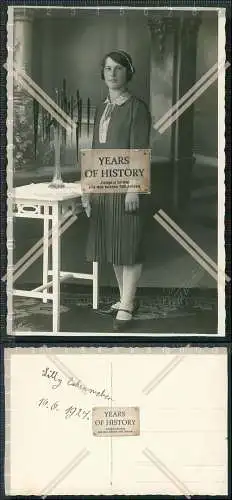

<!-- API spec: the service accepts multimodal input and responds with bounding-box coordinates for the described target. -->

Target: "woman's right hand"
[81,193,91,217]
[125,192,139,213]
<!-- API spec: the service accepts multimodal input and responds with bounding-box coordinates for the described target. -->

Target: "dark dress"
[86,95,151,265]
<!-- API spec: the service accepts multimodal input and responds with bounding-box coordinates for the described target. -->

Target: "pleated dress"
[86,94,151,265]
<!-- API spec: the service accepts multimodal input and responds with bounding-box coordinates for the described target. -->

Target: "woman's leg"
[112,265,124,309]
[116,264,142,320]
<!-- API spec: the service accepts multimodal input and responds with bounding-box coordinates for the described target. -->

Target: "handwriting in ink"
[41,366,113,401]
[38,398,60,410]
[37,398,90,421]
[64,405,90,420]
[67,377,112,401]
[42,367,63,389]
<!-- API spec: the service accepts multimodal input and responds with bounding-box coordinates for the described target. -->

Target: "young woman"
[83,50,151,331]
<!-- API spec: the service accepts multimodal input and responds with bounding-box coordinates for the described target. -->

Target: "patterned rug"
[13,288,217,334]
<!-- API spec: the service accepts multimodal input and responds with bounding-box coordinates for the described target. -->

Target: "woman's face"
[103,57,127,90]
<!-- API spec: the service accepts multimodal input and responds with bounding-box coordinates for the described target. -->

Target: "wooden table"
[12,182,98,333]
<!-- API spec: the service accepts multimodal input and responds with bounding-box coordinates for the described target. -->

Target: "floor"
[13,287,217,335]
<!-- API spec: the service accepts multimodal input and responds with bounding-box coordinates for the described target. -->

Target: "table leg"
[52,203,61,333]
[93,261,99,309]
[42,205,49,303]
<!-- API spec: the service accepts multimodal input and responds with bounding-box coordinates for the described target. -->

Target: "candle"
[55,88,61,113]
[76,90,80,120]
[67,99,70,115]
[87,97,90,136]
[60,88,65,145]
[63,79,66,97]
[54,124,60,171]
[42,108,45,141]
[33,98,39,159]
[63,79,67,113]
[76,120,79,163]
[70,96,74,119]
[48,113,51,141]
[78,98,82,136]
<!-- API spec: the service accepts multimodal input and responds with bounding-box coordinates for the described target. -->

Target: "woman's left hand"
[125,192,139,213]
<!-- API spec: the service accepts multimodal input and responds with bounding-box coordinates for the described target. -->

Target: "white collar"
[104,91,131,106]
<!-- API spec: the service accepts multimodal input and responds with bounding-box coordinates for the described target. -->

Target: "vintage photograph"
[6,6,226,336]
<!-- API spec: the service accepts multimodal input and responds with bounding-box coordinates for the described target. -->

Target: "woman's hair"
[101,50,135,82]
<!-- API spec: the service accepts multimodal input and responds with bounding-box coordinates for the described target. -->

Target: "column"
[148,12,201,211]
[173,13,201,210]
[13,8,35,170]
[14,8,34,73]
[148,15,178,162]
[148,14,178,209]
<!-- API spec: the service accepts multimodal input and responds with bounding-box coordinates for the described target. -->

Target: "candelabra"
[32,80,92,189]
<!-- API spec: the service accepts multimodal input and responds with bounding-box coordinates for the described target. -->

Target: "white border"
[14,331,223,338]
[12,6,222,11]
[217,9,226,336]
[7,6,226,337]
[7,6,14,334]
